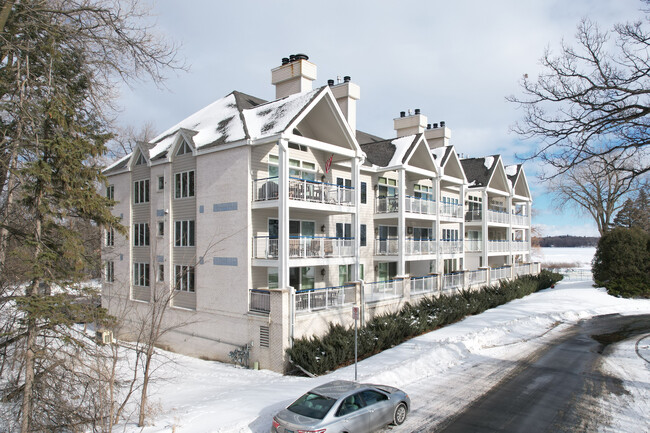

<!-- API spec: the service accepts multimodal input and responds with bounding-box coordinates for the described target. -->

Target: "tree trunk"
[138,346,154,427]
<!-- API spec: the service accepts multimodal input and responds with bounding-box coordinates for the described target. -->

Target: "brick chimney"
[394,109,427,137]
[271,54,317,99]
[330,76,360,132]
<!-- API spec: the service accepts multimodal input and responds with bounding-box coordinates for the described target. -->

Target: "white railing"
[511,214,528,226]
[410,275,438,295]
[442,272,463,292]
[405,196,437,215]
[405,239,437,255]
[253,237,354,259]
[467,269,487,286]
[440,240,463,254]
[487,208,509,224]
[249,289,270,313]
[375,195,398,213]
[465,239,482,252]
[514,263,531,276]
[490,266,510,281]
[488,240,509,253]
[511,240,529,252]
[365,280,402,302]
[295,284,356,313]
[440,202,464,219]
[252,177,354,206]
[375,238,399,255]
[465,210,482,222]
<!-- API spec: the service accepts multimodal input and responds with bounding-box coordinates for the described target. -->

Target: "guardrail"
[440,240,463,254]
[405,239,437,255]
[490,266,510,281]
[375,195,398,213]
[253,236,354,259]
[405,195,436,215]
[365,280,402,302]
[440,202,463,219]
[488,240,509,253]
[249,289,270,314]
[375,238,399,255]
[295,284,356,313]
[442,272,463,292]
[465,239,482,252]
[252,177,354,205]
[410,275,438,295]
[467,269,487,285]
[487,208,509,224]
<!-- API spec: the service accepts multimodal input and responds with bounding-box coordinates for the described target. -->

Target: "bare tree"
[548,155,639,235]
[107,121,158,160]
[509,12,650,181]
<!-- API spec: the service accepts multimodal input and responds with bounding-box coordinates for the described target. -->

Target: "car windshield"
[287,392,337,420]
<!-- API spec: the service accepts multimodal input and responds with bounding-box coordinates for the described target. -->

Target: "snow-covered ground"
[532,246,596,268]
[122,247,649,433]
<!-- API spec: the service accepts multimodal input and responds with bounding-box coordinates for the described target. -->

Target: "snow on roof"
[431,146,448,162]
[243,88,321,139]
[483,156,495,170]
[149,93,246,158]
[103,153,131,173]
[388,135,417,166]
[505,164,519,177]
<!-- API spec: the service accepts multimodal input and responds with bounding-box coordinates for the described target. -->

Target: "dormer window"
[177,140,192,156]
[135,153,147,166]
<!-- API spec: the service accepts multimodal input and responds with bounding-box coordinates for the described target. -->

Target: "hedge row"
[287,270,562,376]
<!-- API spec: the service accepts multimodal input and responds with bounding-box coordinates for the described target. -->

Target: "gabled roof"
[356,130,385,145]
[506,164,532,199]
[361,134,422,168]
[430,145,454,167]
[461,155,499,188]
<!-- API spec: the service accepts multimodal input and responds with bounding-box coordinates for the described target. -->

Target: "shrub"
[286,270,562,375]
[592,227,650,298]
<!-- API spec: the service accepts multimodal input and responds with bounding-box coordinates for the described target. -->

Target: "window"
[361,182,367,204]
[268,268,278,289]
[177,140,192,155]
[135,153,147,166]
[336,393,364,417]
[133,223,149,246]
[134,179,150,204]
[360,390,388,406]
[174,170,195,199]
[414,184,433,201]
[378,262,397,281]
[133,263,150,287]
[336,223,351,239]
[106,184,114,201]
[360,224,367,246]
[378,177,397,197]
[158,176,164,190]
[105,227,114,246]
[158,221,164,236]
[105,261,114,283]
[175,265,195,292]
[413,227,433,240]
[175,220,195,247]
[339,265,352,286]
[290,159,316,181]
[359,264,364,280]
[268,155,279,178]
[158,264,164,282]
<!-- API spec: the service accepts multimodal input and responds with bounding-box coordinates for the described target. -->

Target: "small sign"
[352,306,359,320]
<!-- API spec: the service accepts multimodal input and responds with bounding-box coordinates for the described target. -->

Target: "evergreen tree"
[634,189,650,232]
[612,199,636,228]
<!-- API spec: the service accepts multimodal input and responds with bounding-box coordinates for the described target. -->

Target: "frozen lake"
[532,247,596,269]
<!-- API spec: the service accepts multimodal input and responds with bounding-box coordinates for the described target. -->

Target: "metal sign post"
[352,305,359,381]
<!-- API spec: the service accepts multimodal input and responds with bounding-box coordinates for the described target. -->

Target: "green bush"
[287,270,562,375]
[592,227,650,298]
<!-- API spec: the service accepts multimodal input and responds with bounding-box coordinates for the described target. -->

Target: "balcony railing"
[465,239,482,252]
[375,195,398,213]
[467,269,487,285]
[511,214,528,226]
[365,279,402,302]
[465,210,482,222]
[295,284,356,313]
[410,275,438,295]
[249,289,270,314]
[442,272,463,292]
[487,208,509,224]
[253,236,354,259]
[440,202,463,219]
[440,240,463,254]
[488,240,509,253]
[252,177,354,206]
[405,239,437,255]
[405,196,436,215]
[511,240,529,252]
[375,238,399,255]
[514,263,531,276]
[490,266,510,281]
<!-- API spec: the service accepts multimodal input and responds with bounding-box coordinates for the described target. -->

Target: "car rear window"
[287,392,337,419]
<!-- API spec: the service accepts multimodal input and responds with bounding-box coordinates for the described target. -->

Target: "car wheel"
[393,402,407,425]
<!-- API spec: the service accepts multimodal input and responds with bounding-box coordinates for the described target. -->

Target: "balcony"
[405,196,436,215]
[490,266,510,281]
[375,196,398,213]
[511,214,528,226]
[465,239,482,252]
[374,238,398,255]
[442,272,463,292]
[253,236,354,259]
[252,177,354,206]
[486,208,509,224]
[467,268,487,285]
[295,284,356,313]
[511,240,529,252]
[488,240,509,253]
[440,240,463,254]
[410,275,438,295]
[440,202,463,219]
[405,239,437,255]
[364,279,402,303]
[514,263,532,276]
[249,289,270,314]
[465,210,482,222]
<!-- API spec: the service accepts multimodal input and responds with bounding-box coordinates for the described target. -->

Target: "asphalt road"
[428,313,650,433]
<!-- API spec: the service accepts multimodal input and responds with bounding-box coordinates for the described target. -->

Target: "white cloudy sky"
[116,0,646,237]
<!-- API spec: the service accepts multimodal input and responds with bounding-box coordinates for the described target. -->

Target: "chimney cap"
[415,108,421,115]
[327,79,334,86]
[427,123,432,129]
[343,75,351,82]
[294,53,309,61]
[400,111,406,118]
[281,57,290,65]
[440,121,446,127]
[433,123,439,128]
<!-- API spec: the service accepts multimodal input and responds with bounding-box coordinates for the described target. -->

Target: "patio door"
[290,267,314,291]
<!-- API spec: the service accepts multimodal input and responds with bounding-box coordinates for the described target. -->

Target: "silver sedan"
[271,380,410,433]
